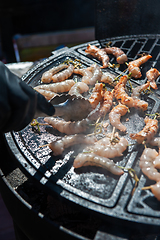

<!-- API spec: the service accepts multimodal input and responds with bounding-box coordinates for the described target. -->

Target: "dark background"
[1,0,160,62]
[0,0,95,62]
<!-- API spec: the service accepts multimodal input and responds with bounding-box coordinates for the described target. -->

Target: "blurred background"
[0,0,95,63]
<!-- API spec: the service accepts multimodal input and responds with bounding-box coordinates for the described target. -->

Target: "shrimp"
[92,136,128,158]
[114,75,135,108]
[130,116,158,144]
[49,134,97,156]
[41,64,68,83]
[89,83,103,109]
[109,103,128,132]
[145,145,160,171]
[34,79,75,100]
[145,181,160,201]
[100,71,117,87]
[99,90,114,116]
[154,155,160,169]
[69,82,89,97]
[131,81,150,99]
[51,64,74,83]
[85,44,110,68]
[149,137,160,153]
[132,98,148,112]
[104,46,128,64]
[139,148,160,182]
[73,152,124,175]
[146,68,159,90]
[114,75,148,111]
[34,89,58,101]
[87,63,102,85]
[131,81,150,111]
[73,67,92,84]
[128,54,152,79]
[44,117,91,135]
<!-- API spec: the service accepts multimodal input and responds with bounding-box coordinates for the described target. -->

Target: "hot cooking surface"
[4,35,160,230]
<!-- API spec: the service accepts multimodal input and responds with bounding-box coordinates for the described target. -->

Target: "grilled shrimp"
[146,181,160,201]
[132,99,148,111]
[51,64,74,82]
[69,82,89,97]
[149,137,160,153]
[99,90,114,116]
[73,67,92,84]
[154,155,160,170]
[44,117,91,135]
[139,148,160,182]
[114,75,148,111]
[128,54,152,79]
[73,152,124,175]
[146,68,159,89]
[34,80,75,100]
[104,46,128,64]
[100,71,117,87]
[85,44,110,68]
[92,136,128,159]
[87,63,102,85]
[34,90,58,101]
[131,81,150,99]
[109,103,128,132]
[49,134,97,156]
[149,138,160,164]
[130,116,158,144]
[41,64,68,83]
[89,83,103,109]
[114,75,135,108]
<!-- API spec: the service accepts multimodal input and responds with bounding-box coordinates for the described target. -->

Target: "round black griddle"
[4,35,160,234]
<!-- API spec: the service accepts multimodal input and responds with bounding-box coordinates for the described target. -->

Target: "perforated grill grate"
[5,35,160,232]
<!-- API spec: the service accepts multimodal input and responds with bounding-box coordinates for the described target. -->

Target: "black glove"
[0,61,55,133]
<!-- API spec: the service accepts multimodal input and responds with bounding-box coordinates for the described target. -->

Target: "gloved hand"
[0,61,55,133]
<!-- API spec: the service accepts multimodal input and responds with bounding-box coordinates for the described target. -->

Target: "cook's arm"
[0,61,55,133]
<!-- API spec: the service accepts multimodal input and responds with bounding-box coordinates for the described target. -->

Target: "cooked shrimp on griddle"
[109,103,128,132]
[73,152,124,175]
[128,54,152,79]
[89,83,103,109]
[100,71,117,87]
[139,148,160,182]
[154,155,160,169]
[92,136,128,159]
[144,181,160,201]
[130,116,158,144]
[41,64,68,83]
[73,67,92,84]
[49,134,97,156]
[149,137,160,153]
[34,79,75,100]
[114,75,148,111]
[130,81,150,111]
[99,90,114,117]
[87,63,102,85]
[85,44,110,68]
[34,90,58,101]
[146,68,159,89]
[132,98,148,111]
[44,117,91,135]
[104,46,128,64]
[131,82,150,99]
[51,64,74,83]
[114,75,135,108]
[68,82,89,97]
